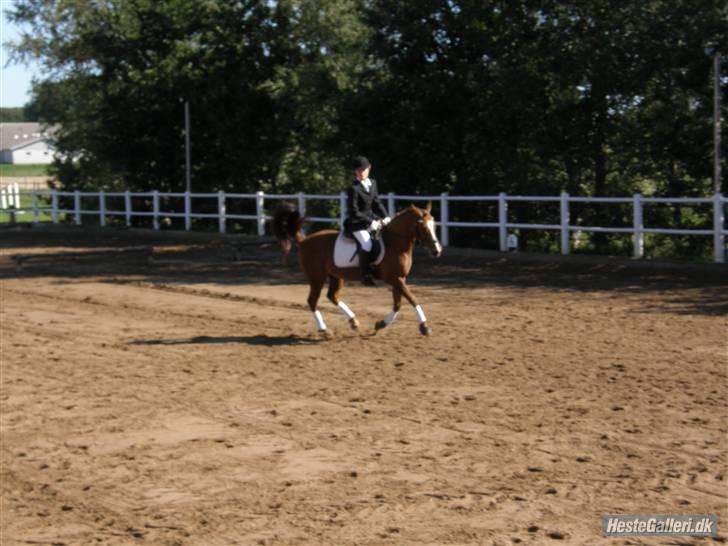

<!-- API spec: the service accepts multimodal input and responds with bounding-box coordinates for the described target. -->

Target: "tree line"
[0,107,39,122]
[6,0,727,256]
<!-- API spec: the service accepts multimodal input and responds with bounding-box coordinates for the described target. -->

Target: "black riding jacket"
[345,179,389,233]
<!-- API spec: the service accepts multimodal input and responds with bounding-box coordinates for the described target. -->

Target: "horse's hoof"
[349,318,360,330]
[318,329,332,339]
[419,323,432,336]
[374,320,387,332]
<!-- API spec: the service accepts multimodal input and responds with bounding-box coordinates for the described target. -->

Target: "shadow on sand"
[130,334,319,347]
[4,226,726,318]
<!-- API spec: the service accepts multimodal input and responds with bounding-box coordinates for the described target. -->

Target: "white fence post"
[714,192,725,264]
[339,191,347,227]
[387,192,395,217]
[74,190,81,225]
[3,185,12,208]
[51,191,59,224]
[99,191,106,227]
[184,191,191,231]
[13,182,20,208]
[218,190,226,234]
[560,192,570,255]
[256,191,265,236]
[153,191,160,230]
[297,192,306,218]
[31,192,38,224]
[440,192,449,247]
[124,191,132,227]
[633,193,644,259]
[498,192,508,252]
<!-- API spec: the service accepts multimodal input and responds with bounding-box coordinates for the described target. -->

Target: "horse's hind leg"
[307,280,329,336]
[327,276,359,330]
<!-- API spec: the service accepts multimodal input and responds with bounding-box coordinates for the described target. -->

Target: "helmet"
[351,156,371,170]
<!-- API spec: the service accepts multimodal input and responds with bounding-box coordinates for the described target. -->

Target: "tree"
[6,0,315,193]
[0,107,33,121]
[5,0,725,251]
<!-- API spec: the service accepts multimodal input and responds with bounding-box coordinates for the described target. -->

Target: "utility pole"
[712,51,722,194]
[184,100,191,193]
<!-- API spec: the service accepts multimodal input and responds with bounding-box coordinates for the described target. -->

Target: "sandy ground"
[1,226,726,546]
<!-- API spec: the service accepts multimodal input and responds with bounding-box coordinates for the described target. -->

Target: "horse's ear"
[424,201,432,213]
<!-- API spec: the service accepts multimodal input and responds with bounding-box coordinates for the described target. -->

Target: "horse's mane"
[393,204,423,219]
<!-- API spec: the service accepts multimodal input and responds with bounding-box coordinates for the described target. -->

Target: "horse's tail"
[272,201,304,242]
[272,201,304,264]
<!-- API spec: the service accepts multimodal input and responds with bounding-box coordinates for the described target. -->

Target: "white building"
[0,123,59,164]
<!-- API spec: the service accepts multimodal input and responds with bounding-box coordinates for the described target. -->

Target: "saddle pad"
[334,233,386,269]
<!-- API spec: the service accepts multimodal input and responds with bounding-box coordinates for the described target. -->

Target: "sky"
[1,0,41,108]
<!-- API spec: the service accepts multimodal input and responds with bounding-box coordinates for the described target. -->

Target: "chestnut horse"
[273,202,442,336]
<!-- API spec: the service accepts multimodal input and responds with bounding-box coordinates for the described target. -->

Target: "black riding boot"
[359,249,377,287]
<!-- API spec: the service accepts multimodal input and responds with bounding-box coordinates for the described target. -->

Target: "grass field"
[0,164,51,177]
[0,194,57,223]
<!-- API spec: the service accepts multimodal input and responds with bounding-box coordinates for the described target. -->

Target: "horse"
[273,202,442,336]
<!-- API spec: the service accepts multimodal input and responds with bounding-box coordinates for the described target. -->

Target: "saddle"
[334,232,385,269]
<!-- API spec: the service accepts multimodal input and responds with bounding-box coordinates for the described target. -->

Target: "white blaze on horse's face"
[423,216,443,257]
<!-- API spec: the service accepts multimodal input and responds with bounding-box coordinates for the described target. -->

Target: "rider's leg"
[352,229,373,252]
[352,230,376,286]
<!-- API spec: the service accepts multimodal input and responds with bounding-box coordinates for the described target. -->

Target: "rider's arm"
[348,185,371,223]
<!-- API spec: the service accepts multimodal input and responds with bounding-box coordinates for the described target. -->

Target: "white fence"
[1,183,21,209]
[2,189,725,263]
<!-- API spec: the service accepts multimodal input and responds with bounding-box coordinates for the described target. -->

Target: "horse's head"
[387,202,443,257]
[414,202,443,257]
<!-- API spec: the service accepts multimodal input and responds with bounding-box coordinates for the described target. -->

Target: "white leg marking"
[313,310,327,331]
[383,310,399,325]
[414,304,427,324]
[337,301,355,320]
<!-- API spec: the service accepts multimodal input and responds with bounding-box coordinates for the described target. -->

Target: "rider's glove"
[381,216,392,226]
[369,219,382,231]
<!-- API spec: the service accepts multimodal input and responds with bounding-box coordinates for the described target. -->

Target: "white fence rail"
[2,189,725,263]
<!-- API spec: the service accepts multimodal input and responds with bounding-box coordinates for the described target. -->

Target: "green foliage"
[0,104,40,123]
[1,107,26,122]
[5,0,727,258]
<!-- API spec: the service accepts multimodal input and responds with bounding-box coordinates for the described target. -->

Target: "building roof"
[0,123,58,151]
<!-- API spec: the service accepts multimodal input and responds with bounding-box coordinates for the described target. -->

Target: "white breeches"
[352,230,373,252]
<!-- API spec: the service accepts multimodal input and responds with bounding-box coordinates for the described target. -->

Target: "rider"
[344,156,391,286]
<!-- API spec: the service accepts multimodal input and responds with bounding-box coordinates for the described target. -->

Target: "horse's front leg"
[376,279,431,336]
[327,276,359,330]
[375,285,402,332]
[396,277,431,336]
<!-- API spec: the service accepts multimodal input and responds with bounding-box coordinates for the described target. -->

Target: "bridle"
[381,207,441,256]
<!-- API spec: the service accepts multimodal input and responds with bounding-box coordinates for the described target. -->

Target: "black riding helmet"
[351,156,371,170]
